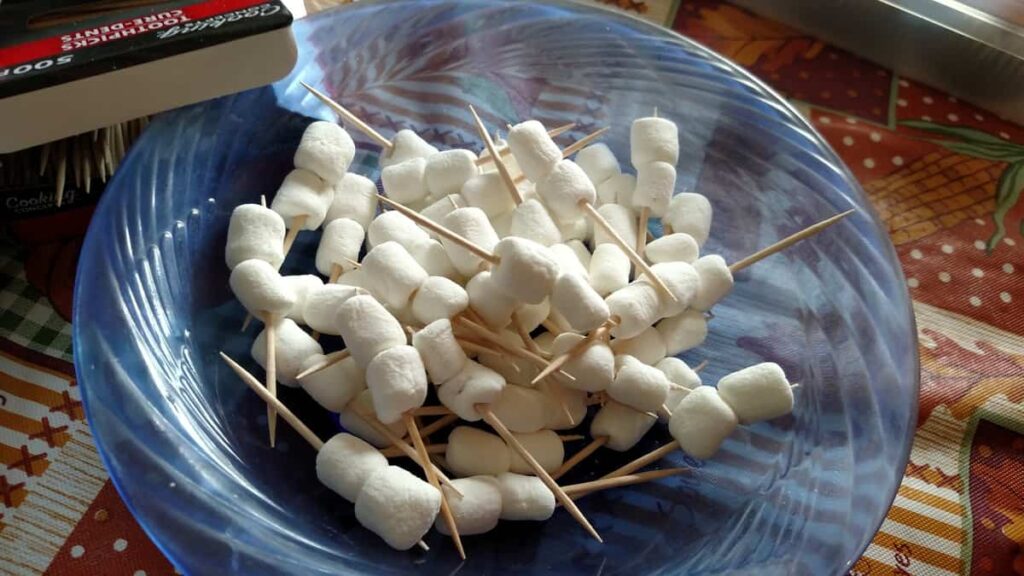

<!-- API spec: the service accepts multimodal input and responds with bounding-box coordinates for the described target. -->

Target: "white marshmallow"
[466,270,517,330]
[409,238,461,282]
[382,157,429,205]
[717,362,793,424]
[509,199,562,247]
[294,121,355,185]
[365,345,428,424]
[337,268,366,290]
[664,193,712,246]
[410,276,467,325]
[252,318,323,387]
[548,243,589,280]
[556,215,589,242]
[325,173,378,230]
[334,295,407,368]
[302,284,363,335]
[590,400,657,451]
[420,194,466,234]
[338,390,406,448]
[509,430,564,475]
[593,204,637,247]
[611,327,666,366]
[460,172,516,219]
[588,244,630,296]
[507,120,562,182]
[230,259,297,316]
[491,237,559,305]
[480,138,523,178]
[536,160,595,223]
[411,319,467,384]
[542,385,588,430]
[535,331,556,354]
[361,241,429,309]
[608,355,670,413]
[630,116,679,167]
[692,255,733,311]
[441,208,500,277]
[575,143,619,187]
[282,275,323,324]
[646,233,699,264]
[436,476,502,536]
[315,218,365,276]
[225,204,286,270]
[298,354,365,412]
[355,466,441,550]
[271,169,332,230]
[606,282,661,339]
[633,161,676,218]
[424,149,478,198]
[641,261,700,317]
[668,386,737,459]
[387,300,418,328]
[446,426,511,477]
[566,240,592,270]
[316,433,386,502]
[516,299,550,333]
[380,129,439,168]
[550,333,614,392]
[492,210,515,239]
[491,384,548,433]
[657,310,708,356]
[496,473,555,521]
[657,357,701,389]
[438,360,505,421]
[367,210,430,250]
[551,273,609,333]
[597,173,635,207]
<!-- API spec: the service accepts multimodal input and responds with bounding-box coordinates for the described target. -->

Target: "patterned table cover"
[1,1,1022,574]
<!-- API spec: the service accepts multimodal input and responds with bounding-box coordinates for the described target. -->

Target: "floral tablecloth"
[1,1,1022,574]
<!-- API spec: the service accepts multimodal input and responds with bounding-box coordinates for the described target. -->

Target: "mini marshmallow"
[597,173,636,207]
[337,268,366,290]
[441,208,500,277]
[461,172,516,218]
[507,120,562,182]
[509,199,561,247]
[656,357,702,390]
[593,204,637,247]
[542,385,588,430]
[492,210,515,239]
[380,129,439,168]
[664,193,712,246]
[611,327,666,366]
[355,465,441,550]
[491,237,559,305]
[361,241,429,309]
[669,386,737,459]
[252,318,324,387]
[608,355,670,413]
[645,233,699,264]
[516,299,550,333]
[315,218,365,276]
[366,345,428,424]
[436,476,503,536]
[550,333,614,392]
[225,204,286,270]
[566,240,592,270]
[717,362,793,424]
[438,360,506,421]
[606,282,661,339]
[387,300,419,328]
[335,295,407,368]
[230,259,297,316]
[536,160,596,223]
[589,244,630,297]
[641,261,700,317]
[467,270,517,330]
[509,430,564,475]
[316,433,386,502]
[424,149,478,198]
[325,173,378,229]
[420,194,466,233]
[575,143,619,187]
[556,215,589,242]
[657,310,708,356]
[409,238,461,282]
[382,157,429,205]
[496,473,555,521]
[590,400,657,452]
[338,390,406,448]
[491,384,548,433]
[294,121,355,185]
[282,275,323,323]
[691,255,733,311]
[368,210,431,250]
[633,161,676,218]
[302,284,362,335]
[630,116,679,167]
[270,169,332,230]
[410,276,468,325]
[446,426,511,477]
[551,273,609,333]
[548,243,589,279]
[412,319,467,384]
[299,354,365,412]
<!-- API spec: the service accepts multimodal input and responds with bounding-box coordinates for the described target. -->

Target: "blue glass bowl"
[74,2,919,574]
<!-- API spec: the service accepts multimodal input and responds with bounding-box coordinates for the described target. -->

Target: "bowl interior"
[74,2,918,574]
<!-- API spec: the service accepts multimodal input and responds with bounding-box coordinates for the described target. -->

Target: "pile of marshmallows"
[224,114,795,552]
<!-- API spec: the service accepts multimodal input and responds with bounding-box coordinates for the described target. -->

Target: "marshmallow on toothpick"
[355,465,441,550]
[361,241,429,309]
[380,129,439,168]
[550,333,614,393]
[281,275,322,323]
[411,276,468,325]
[645,233,699,264]
[575,143,619,187]
[294,121,355,185]
[271,169,332,230]
[509,199,562,247]
[368,210,431,250]
[334,294,407,368]
[441,207,501,277]
[535,159,595,223]
[590,400,657,451]
[316,433,387,502]
[225,204,286,270]
[315,218,365,277]
[339,390,406,448]
[605,282,662,339]
[608,355,670,413]
[657,310,708,356]
[632,160,675,218]
[589,244,630,297]
[382,157,430,206]
[437,360,506,422]
[425,149,478,198]
[630,115,679,167]
[610,326,666,366]
[548,243,589,280]
[717,362,794,424]
[597,173,635,207]
[691,255,733,311]
[664,193,712,247]
[365,345,428,424]
[298,354,365,412]
[446,426,512,477]
[435,477,503,536]
[230,259,297,317]
[461,172,516,219]
[302,284,362,335]
[466,270,517,330]
[496,473,555,521]
[251,318,323,387]
[592,204,636,247]
[668,386,737,459]
[507,120,562,182]
[508,430,564,475]
[551,273,609,333]
[491,237,559,305]
[542,386,588,430]
[490,384,548,433]
[325,173,378,229]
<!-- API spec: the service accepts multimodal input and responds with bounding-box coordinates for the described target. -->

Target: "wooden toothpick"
[636,206,650,261]
[264,313,278,447]
[600,440,680,480]
[469,105,522,205]
[729,210,855,273]
[295,349,351,380]
[552,436,608,480]
[404,414,466,559]
[563,468,687,498]
[377,194,500,264]
[510,126,611,184]
[418,413,460,438]
[455,317,575,381]
[531,317,616,385]
[475,122,576,166]
[300,82,393,151]
[282,215,308,257]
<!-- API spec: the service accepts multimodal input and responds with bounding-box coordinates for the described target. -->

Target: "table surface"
[1,1,1023,575]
